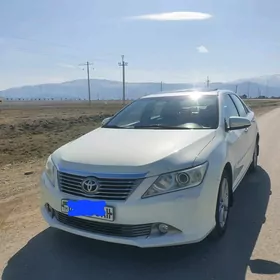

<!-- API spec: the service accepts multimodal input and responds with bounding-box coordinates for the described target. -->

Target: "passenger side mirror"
[101,117,112,126]
[227,116,251,131]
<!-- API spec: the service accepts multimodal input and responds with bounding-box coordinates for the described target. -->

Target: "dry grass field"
[0,101,125,167]
[1,98,280,278]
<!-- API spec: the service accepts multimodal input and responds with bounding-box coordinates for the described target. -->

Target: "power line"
[79,61,94,104]
[3,35,79,51]
[118,55,128,105]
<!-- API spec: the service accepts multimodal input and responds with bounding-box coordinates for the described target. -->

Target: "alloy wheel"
[218,178,229,228]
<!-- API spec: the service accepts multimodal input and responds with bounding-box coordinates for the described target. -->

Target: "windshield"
[104,95,219,129]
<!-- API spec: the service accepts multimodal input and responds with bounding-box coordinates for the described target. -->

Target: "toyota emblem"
[81,177,100,194]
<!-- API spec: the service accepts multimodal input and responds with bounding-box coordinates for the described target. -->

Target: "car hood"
[53,128,216,177]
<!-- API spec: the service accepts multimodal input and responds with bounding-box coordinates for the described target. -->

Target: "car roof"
[141,88,235,99]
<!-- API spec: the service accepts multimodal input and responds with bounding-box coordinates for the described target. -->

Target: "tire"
[249,141,258,173]
[210,169,231,240]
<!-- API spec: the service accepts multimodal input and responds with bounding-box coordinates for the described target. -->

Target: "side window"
[230,94,248,117]
[224,94,239,122]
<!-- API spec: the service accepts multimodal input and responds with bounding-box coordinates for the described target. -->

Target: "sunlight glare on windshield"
[188,92,203,100]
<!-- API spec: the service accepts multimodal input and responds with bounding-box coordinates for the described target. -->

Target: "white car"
[40,89,260,248]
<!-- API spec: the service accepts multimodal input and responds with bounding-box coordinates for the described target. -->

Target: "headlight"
[142,162,208,198]
[45,156,57,186]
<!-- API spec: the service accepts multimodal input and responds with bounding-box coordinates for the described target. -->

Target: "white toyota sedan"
[40,89,260,248]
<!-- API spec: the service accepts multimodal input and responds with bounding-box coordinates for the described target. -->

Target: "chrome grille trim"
[57,166,148,179]
[58,171,143,200]
[54,211,152,237]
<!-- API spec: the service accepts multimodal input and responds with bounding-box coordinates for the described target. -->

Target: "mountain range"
[1,74,280,100]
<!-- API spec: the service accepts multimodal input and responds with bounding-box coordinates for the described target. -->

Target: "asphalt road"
[2,108,280,280]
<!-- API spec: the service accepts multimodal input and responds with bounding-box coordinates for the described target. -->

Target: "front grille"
[54,210,152,237]
[58,171,143,201]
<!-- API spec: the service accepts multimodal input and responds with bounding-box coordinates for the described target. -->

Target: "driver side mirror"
[101,117,112,126]
[227,116,251,131]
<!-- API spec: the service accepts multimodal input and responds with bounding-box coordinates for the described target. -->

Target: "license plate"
[61,199,114,221]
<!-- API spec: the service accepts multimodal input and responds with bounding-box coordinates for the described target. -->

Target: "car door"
[229,94,255,169]
[223,94,249,189]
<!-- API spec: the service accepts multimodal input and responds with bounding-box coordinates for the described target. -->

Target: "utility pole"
[79,61,94,104]
[247,82,251,98]
[160,81,163,92]
[118,55,128,105]
[235,85,238,94]
[206,76,210,88]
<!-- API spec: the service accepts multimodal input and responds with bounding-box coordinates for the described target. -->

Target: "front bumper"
[40,170,219,248]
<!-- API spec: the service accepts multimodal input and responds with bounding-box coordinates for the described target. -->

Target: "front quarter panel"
[193,129,228,225]
[194,128,227,183]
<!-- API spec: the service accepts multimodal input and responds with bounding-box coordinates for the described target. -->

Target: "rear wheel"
[210,170,230,239]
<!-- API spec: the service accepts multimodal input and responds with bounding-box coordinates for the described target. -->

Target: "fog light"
[158,223,169,234]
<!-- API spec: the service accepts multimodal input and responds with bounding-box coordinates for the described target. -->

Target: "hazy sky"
[1,0,280,90]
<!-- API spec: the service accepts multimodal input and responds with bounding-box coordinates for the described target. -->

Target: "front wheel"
[210,170,230,239]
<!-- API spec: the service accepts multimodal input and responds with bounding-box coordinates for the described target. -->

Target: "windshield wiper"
[105,124,213,130]
[103,125,126,129]
[134,125,192,129]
